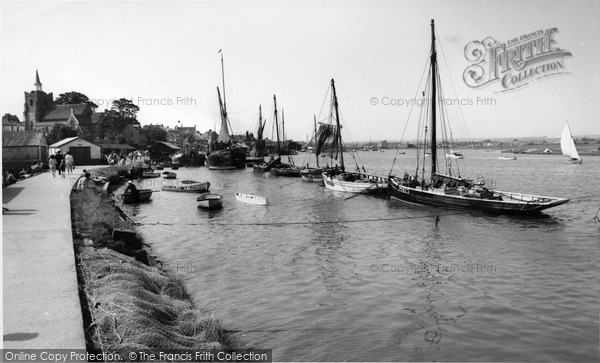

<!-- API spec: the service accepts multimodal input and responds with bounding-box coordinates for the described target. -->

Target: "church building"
[22,71,96,133]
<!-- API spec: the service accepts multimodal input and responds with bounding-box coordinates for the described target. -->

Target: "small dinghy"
[235,192,268,205]
[142,172,160,179]
[197,194,223,209]
[162,171,177,179]
[123,189,152,203]
[162,181,210,193]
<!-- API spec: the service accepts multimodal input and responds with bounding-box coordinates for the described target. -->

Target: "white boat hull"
[322,172,387,193]
[235,193,268,205]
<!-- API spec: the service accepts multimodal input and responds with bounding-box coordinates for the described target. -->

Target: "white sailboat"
[498,143,516,160]
[560,122,582,164]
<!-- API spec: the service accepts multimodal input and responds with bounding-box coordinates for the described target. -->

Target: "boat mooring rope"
[135,213,458,227]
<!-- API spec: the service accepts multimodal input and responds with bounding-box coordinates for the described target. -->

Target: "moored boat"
[300,167,325,182]
[197,193,223,209]
[300,116,328,182]
[142,172,161,178]
[446,151,464,159]
[388,20,569,215]
[162,172,177,179]
[319,79,388,194]
[123,189,152,203]
[235,192,268,205]
[499,143,517,160]
[162,181,210,193]
[206,50,247,170]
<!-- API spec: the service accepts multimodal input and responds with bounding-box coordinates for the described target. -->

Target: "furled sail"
[315,123,341,159]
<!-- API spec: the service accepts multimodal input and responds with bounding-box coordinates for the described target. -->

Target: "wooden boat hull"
[142,172,161,179]
[254,157,281,172]
[270,166,301,177]
[197,194,223,209]
[301,172,323,182]
[322,172,387,194]
[206,149,246,170]
[162,172,177,179]
[123,189,152,203]
[235,193,268,205]
[300,167,327,182]
[388,178,569,215]
[162,182,210,193]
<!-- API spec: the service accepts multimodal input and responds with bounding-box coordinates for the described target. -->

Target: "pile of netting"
[79,248,233,353]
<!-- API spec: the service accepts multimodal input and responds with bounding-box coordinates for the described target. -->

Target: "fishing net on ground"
[79,248,233,354]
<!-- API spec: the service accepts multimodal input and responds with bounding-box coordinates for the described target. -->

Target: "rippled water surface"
[122,150,599,362]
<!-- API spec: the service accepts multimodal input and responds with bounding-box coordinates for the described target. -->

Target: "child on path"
[59,160,66,178]
[48,155,57,178]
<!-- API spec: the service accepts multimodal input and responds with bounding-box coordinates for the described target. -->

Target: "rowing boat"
[197,194,223,209]
[235,192,268,205]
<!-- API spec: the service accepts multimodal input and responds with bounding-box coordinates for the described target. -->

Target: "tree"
[98,110,128,141]
[3,113,20,123]
[142,124,167,145]
[96,99,141,142]
[112,98,140,123]
[46,124,78,145]
[54,91,98,109]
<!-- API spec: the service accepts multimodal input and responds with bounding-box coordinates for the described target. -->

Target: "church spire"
[34,70,42,91]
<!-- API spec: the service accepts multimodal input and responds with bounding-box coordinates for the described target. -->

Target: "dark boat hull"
[197,194,223,209]
[388,179,569,215]
[123,189,152,204]
[206,149,246,170]
[270,165,301,177]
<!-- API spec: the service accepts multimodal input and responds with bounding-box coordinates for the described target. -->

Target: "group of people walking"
[48,150,75,178]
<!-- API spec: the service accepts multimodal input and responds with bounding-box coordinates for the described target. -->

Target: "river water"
[121,150,599,362]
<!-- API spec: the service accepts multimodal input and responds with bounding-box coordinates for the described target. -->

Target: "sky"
[1,0,599,143]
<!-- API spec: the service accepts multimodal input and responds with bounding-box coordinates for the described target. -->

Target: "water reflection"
[410,227,469,358]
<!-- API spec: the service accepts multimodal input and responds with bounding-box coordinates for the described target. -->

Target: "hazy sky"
[1,1,599,142]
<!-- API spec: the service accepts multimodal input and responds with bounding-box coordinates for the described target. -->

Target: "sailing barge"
[388,20,569,214]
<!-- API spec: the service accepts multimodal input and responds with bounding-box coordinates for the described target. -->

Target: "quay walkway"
[2,170,86,349]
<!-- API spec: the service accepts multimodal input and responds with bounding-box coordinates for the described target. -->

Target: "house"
[49,137,102,165]
[186,132,208,152]
[121,124,147,148]
[2,114,25,131]
[2,131,48,172]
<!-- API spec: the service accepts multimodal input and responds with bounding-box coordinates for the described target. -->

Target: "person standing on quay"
[64,151,74,175]
[59,159,66,178]
[48,155,57,178]
[55,150,64,176]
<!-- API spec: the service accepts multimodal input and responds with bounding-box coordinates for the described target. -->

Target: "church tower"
[23,70,53,131]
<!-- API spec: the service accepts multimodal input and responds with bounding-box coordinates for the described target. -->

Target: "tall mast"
[219,50,227,115]
[314,115,319,167]
[331,79,344,170]
[282,109,286,144]
[273,95,281,156]
[430,19,437,177]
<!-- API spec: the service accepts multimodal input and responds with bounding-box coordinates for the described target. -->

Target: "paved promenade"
[3,170,86,349]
